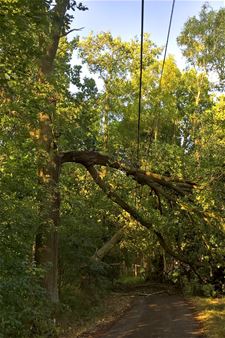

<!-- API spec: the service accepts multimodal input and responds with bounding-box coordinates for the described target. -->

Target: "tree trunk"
[34,0,68,302]
[35,137,61,302]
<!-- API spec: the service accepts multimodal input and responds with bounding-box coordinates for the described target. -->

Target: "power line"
[135,0,176,206]
[141,0,176,179]
[152,0,176,144]
[137,0,176,163]
[159,0,176,88]
[137,0,145,163]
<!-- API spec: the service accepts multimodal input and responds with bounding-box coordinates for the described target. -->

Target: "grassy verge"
[192,297,225,338]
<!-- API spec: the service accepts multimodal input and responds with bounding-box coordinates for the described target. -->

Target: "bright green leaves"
[177,4,225,88]
[77,32,161,155]
[0,0,49,87]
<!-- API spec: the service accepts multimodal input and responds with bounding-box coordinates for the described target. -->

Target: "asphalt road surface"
[100,294,204,338]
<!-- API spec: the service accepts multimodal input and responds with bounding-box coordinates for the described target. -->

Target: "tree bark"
[34,0,69,303]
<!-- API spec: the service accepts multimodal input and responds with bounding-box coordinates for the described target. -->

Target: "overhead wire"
[137,0,176,164]
[135,0,176,206]
[159,0,176,88]
[145,0,176,159]
[136,0,145,164]
[134,0,145,207]
[151,0,176,149]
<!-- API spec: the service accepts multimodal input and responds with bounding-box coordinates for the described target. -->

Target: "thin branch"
[60,27,84,37]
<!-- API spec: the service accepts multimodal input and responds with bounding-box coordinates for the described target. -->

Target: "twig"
[137,290,166,297]
[60,27,84,37]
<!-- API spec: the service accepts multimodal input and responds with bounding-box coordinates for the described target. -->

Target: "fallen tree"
[59,150,206,282]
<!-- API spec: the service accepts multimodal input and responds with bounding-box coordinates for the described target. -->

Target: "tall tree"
[177,4,225,89]
[33,1,87,303]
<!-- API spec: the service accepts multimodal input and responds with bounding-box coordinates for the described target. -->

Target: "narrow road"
[100,294,204,338]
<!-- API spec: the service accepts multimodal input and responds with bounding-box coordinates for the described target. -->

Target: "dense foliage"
[0,1,224,337]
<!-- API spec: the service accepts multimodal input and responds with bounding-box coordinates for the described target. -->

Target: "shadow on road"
[100,294,204,338]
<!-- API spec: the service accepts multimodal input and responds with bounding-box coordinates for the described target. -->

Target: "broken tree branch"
[86,165,203,281]
[60,150,195,199]
[92,227,124,261]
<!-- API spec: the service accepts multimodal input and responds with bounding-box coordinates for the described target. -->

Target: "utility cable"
[159,0,176,88]
[137,0,145,163]
[140,0,176,206]
[145,0,176,160]
[135,0,176,207]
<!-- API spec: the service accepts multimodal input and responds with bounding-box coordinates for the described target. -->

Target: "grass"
[117,275,145,286]
[192,297,225,338]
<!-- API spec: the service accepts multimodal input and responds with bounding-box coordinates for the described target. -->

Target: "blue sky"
[70,0,224,86]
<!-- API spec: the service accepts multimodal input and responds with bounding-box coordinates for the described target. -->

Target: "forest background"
[0,1,224,337]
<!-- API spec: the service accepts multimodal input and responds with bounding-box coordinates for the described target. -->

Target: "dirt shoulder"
[59,292,135,338]
[79,293,136,338]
